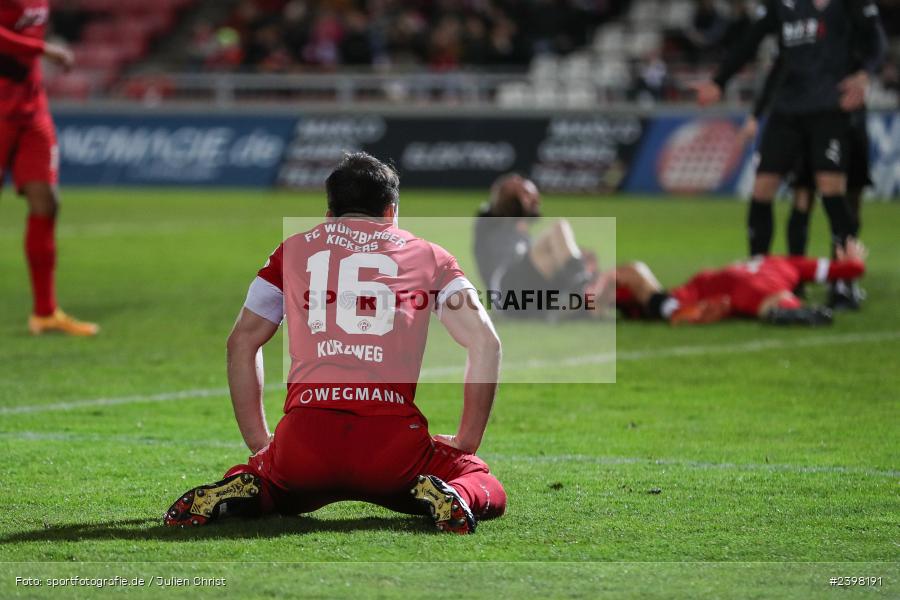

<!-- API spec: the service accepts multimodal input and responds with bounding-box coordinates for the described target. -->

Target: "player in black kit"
[693,0,885,265]
[736,12,886,309]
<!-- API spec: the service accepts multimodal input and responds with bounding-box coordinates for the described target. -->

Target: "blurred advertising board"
[55,113,294,187]
[52,109,898,198]
[277,114,645,193]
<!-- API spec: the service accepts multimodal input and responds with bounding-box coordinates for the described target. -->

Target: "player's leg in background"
[787,153,816,258]
[811,111,853,252]
[787,186,814,256]
[15,116,98,335]
[845,109,870,239]
[758,292,833,326]
[827,110,871,310]
[750,113,800,256]
[614,261,663,310]
[787,175,815,298]
[816,170,851,249]
[612,261,727,324]
[529,218,589,287]
[21,181,58,318]
[614,261,698,321]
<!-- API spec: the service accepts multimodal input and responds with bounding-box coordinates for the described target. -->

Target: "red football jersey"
[672,255,864,316]
[0,0,49,118]
[250,218,474,417]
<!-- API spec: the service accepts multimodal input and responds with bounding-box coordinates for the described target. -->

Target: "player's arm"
[0,25,73,69]
[840,1,887,111]
[438,288,502,454]
[752,54,783,120]
[0,24,45,57]
[739,54,784,145]
[226,307,279,453]
[694,0,777,105]
[229,243,284,452]
[788,240,867,283]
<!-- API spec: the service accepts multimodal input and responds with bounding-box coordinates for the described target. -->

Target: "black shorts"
[758,110,851,176]
[492,255,553,319]
[499,255,550,295]
[789,110,871,189]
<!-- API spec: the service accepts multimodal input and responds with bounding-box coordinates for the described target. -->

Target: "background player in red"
[613,239,867,326]
[165,153,506,534]
[1,0,98,336]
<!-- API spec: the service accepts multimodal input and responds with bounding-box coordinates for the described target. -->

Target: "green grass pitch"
[0,188,897,599]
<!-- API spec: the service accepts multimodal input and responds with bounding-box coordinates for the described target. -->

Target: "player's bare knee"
[614,263,640,285]
[752,174,781,200]
[22,183,58,217]
[815,172,846,196]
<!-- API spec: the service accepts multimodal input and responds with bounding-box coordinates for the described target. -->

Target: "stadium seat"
[593,24,627,58]
[561,52,593,84]
[73,44,124,71]
[628,1,662,26]
[593,60,631,89]
[529,55,561,83]
[496,82,532,108]
[628,31,663,59]
[664,0,694,28]
[563,84,595,108]
[47,0,199,100]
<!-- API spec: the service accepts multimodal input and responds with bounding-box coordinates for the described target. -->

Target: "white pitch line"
[2,330,899,416]
[0,430,244,449]
[0,386,235,416]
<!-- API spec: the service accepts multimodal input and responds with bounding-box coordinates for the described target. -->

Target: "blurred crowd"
[638,0,900,102]
[41,0,900,103]
[186,0,629,72]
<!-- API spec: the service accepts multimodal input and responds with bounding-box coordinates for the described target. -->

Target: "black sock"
[787,208,810,256]
[847,190,862,238]
[822,195,852,248]
[646,292,675,320]
[748,199,773,256]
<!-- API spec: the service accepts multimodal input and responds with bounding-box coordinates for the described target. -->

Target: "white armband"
[244,276,284,324]
[435,276,477,317]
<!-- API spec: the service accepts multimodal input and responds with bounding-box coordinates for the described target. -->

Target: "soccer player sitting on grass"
[165,153,506,534]
[474,174,605,318]
[614,239,867,326]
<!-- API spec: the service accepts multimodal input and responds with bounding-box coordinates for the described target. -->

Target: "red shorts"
[0,113,58,192]
[229,407,497,516]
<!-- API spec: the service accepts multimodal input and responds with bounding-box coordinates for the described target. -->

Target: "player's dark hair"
[326,152,400,217]
[489,173,526,218]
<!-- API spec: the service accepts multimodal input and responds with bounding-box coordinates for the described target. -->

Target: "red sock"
[24,214,57,317]
[450,472,507,520]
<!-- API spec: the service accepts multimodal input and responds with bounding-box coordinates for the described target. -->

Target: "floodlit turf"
[0,188,897,599]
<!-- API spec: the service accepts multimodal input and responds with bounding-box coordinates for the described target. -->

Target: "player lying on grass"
[165,153,505,534]
[614,239,867,326]
[1,0,98,336]
[474,174,605,318]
